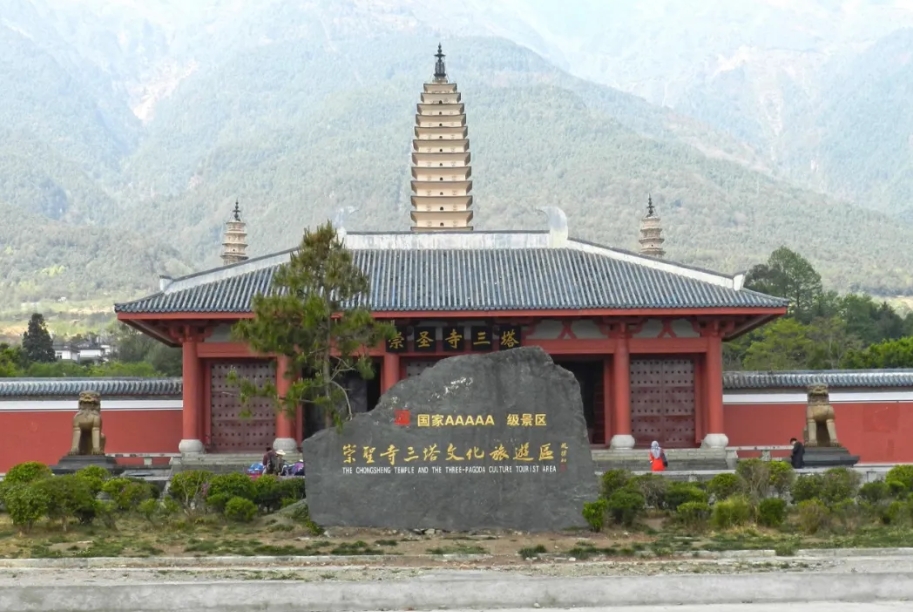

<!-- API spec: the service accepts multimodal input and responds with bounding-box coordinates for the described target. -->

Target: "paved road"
[363,606,912,612]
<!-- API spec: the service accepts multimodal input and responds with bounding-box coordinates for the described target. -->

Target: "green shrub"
[253,475,287,513]
[600,469,631,499]
[881,501,908,526]
[168,470,213,510]
[286,501,322,535]
[831,499,861,532]
[886,465,913,498]
[277,478,306,502]
[206,473,256,505]
[605,489,645,527]
[224,497,258,523]
[707,473,743,501]
[582,499,607,532]
[736,459,770,500]
[790,474,825,504]
[74,466,110,496]
[32,475,96,530]
[797,499,829,534]
[4,462,52,486]
[664,483,708,511]
[711,495,752,529]
[101,478,156,511]
[858,481,890,504]
[887,479,910,499]
[3,483,49,533]
[757,498,787,527]
[206,493,232,513]
[768,461,796,497]
[819,467,861,504]
[138,497,180,525]
[629,474,668,509]
[676,501,711,530]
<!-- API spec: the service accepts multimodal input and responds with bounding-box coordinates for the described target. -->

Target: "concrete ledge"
[3,571,913,611]
[3,547,913,570]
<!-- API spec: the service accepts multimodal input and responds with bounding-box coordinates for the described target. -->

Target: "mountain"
[477,0,913,217]
[2,0,913,330]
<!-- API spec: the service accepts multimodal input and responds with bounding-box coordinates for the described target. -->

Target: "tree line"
[0,313,181,378]
[725,246,913,370]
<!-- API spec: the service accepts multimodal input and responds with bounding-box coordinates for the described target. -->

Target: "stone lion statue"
[68,390,106,456]
[805,383,838,447]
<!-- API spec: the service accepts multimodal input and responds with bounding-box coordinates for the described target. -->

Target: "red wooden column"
[601,357,613,446]
[382,352,400,393]
[609,325,635,449]
[178,328,204,455]
[702,324,729,449]
[274,356,298,454]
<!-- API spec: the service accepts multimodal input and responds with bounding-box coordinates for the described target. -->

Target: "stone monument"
[302,346,599,532]
[52,390,119,474]
[802,383,859,467]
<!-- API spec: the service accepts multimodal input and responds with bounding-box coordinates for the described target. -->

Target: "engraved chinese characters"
[302,346,598,532]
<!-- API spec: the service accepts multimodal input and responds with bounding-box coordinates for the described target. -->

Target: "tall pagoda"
[410,44,474,231]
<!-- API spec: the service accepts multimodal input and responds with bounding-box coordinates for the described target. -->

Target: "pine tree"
[21,313,56,364]
[232,222,394,425]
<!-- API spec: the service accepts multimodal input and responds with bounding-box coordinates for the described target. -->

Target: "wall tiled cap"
[0,378,182,398]
[724,370,913,389]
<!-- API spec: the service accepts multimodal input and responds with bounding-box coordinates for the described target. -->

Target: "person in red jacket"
[649,441,667,472]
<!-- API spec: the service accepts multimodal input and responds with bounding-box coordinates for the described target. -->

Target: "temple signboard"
[383,324,522,353]
[303,347,597,532]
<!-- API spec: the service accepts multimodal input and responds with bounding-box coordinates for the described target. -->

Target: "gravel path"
[0,551,911,586]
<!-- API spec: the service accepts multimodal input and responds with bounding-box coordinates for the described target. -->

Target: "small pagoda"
[638,196,666,258]
[220,201,249,265]
[410,44,474,231]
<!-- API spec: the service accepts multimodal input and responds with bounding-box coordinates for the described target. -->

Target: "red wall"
[0,410,181,473]
[725,401,913,464]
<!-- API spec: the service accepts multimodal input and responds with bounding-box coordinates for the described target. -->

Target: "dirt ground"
[0,511,674,563]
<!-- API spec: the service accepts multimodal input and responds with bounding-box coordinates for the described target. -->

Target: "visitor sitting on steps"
[649,441,667,472]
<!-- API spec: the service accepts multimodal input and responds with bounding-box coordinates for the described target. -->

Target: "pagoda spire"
[638,195,665,258]
[433,43,447,82]
[221,200,249,265]
[409,46,474,232]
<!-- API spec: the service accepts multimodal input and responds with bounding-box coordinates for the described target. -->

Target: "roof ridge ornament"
[537,206,568,248]
[332,206,359,240]
[434,43,447,81]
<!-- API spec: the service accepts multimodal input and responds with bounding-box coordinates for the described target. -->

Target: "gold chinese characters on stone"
[341,442,563,466]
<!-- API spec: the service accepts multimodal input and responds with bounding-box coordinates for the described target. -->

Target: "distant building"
[52,338,112,363]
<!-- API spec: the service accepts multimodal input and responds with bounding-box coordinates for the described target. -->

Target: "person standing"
[790,437,805,469]
[649,441,667,472]
[262,447,278,475]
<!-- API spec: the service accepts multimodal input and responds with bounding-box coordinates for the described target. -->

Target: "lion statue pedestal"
[51,390,119,475]
[801,384,860,468]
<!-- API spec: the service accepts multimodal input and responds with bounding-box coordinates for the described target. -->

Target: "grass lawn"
[3,509,913,562]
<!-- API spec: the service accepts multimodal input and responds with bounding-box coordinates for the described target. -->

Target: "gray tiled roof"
[0,378,182,398]
[115,234,788,314]
[723,370,913,390]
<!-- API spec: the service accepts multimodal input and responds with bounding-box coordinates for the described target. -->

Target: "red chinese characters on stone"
[394,410,411,426]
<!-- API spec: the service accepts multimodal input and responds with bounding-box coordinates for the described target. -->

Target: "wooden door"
[629,358,696,448]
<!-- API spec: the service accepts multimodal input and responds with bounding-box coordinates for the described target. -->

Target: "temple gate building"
[1,46,911,473]
[110,46,790,466]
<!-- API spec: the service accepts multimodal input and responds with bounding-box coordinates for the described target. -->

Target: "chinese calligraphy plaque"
[302,346,598,532]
